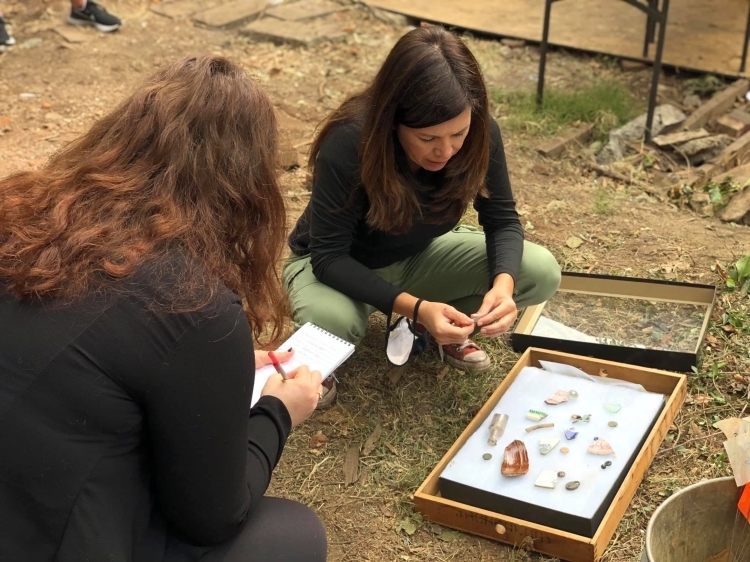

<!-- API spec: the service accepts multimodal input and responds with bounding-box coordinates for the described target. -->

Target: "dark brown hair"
[310,26,490,232]
[0,55,287,343]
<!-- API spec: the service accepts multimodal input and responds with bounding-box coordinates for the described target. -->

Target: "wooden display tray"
[510,273,716,372]
[414,348,687,562]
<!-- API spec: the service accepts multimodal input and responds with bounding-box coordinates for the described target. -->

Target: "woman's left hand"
[255,349,294,369]
[472,287,518,337]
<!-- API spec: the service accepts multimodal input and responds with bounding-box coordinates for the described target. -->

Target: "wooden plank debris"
[680,79,749,131]
[266,0,346,21]
[241,18,348,48]
[361,423,382,456]
[716,109,750,138]
[536,123,593,159]
[193,0,267,29]
[652,128,709,148]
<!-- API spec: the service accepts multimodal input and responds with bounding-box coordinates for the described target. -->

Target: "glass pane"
[529,292,707,352]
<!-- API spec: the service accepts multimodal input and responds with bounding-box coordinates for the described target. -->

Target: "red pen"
[267,351,289,381]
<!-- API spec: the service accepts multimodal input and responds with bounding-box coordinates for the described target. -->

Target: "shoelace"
[438,338,474,362]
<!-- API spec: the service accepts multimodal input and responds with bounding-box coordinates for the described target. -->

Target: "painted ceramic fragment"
[565,481,580,490]
[587,438,615,456]
[560,447,570,454]
[501,440,530,477]
[568,390,579,400]
[525,422,554,433]
[544,390,569,405]
[526,409,548,422]
[539,437,560,455]
[571,414,591,423]
[557,471,566,477]
[564,428,579,440]
[534,470,558,489]
[482,453,492,460]
[608,421,618,427]
[487,413,509,446]
[604,403,622,413]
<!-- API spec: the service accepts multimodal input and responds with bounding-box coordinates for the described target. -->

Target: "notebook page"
[251,323,354,407]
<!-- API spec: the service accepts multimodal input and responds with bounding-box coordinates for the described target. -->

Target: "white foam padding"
[439,365,664,521]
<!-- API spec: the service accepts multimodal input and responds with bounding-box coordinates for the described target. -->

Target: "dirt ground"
[2,1,749,561]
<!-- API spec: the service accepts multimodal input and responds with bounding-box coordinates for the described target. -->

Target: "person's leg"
[394,226,560,371]
[158,498,327,562]
[283,254,375,345]
[68,0,121,32]
[0,11,15,51]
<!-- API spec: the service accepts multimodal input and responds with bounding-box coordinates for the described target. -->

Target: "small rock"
[42,102,52,109]
[688,192,711,214]
[677,134,731,166]
[566,236,583,249]
[560,447,570,454]
[546,199,566,212]
[597,104,686,164]
[565,481,580,490]
[20,38,43,49]
[717,186,750,224]
[608,421,618,427]
[482,453,492,461]
[683,94,701,109]
[19,93,37,100]
[501,38,525,49]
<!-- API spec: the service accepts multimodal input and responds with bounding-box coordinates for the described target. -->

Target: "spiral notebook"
[251,322,355,406]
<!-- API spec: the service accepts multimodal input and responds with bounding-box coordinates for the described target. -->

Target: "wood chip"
[361,423,382,456]
[343,445,359,486]
[536,123,593,158]
[652,128,709,147]
[383,440,399,455]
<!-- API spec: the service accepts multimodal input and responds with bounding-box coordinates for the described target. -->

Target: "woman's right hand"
[418,300,475,345]
[261,365,323,427]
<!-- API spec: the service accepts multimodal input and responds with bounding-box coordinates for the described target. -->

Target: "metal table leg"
[536,0,557,108]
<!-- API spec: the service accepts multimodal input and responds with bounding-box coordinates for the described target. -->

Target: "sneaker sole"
[315,380,337,410]
[66,16,120,33]
[443,353,492,374]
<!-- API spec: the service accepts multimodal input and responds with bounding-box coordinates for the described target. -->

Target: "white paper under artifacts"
[440,362,665,522]
[530,316,646,349]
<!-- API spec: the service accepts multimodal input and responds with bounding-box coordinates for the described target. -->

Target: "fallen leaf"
[438,530,461,542]
[721,324,737,334]
[361,423,382,456]
[661,333,673,345]
[395,518,417,535]
[566,236,583,249]
[343,445,359,486]
[693,394,713,405]
[705,334,719,345]
[524,221,535,231]
[309,434,328,449]
[734,374,747,384]
[436,365,450,380]
[318,405,346,424]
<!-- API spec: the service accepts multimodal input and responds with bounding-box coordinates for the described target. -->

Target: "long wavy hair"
[309,26,490,233]
[0,55,287,343]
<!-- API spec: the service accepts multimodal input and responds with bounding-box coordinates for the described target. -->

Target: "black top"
[288,118,524,314]
[0,262,291,561]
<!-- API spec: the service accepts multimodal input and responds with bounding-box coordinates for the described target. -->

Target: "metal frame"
[537,0,670,142]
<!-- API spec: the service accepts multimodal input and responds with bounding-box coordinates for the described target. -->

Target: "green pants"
[282,226,561,344]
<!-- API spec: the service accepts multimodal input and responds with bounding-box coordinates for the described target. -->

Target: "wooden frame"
[511,272,716,372]
[414,348,687,562]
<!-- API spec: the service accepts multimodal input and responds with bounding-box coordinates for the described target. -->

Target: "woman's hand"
[419,301,475,345]
[473,287,518,337]
[254,349,294,369]
[261,365,322,427]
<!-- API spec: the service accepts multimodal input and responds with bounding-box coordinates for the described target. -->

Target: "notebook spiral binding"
[311,324,354,347]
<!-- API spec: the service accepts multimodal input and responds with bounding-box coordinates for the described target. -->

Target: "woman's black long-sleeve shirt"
[0,264,291,561]
[288,118,524,314]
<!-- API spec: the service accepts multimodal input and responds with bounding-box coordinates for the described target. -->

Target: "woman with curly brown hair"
[0,56,326,562]
[286,26,560,406]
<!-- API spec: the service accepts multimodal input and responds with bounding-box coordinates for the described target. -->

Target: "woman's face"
[396,108,471,172]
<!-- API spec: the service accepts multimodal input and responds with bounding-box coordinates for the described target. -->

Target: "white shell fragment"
[539,437,560,455]
[534,470,558,489]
